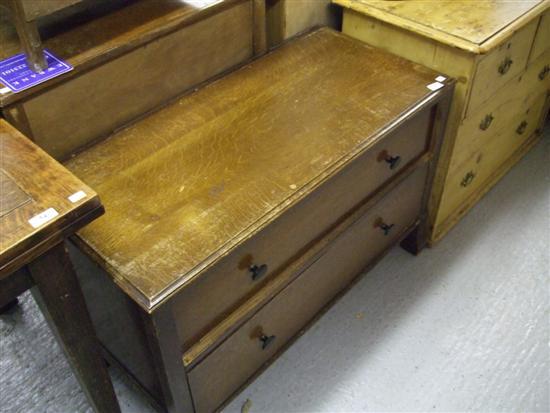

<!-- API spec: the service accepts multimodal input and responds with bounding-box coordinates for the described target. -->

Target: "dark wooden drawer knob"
[498,57,513,75]
[516,120,528,135]
[375,218,394,236]
[461,171,476,187]
[259,333,276,350]
[479,113,494,131]
[249,264,268,281]
[539,65,550,80]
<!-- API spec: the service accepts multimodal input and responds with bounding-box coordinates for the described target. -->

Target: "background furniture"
[59,28,454,412]
[0,0,266,161]
[0,120,119,413]
[334,0,550,244]
[266,0,341,47]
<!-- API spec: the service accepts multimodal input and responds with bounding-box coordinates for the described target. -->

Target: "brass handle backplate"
[516,120,528,135]
[461,171,476,187]
[249,264,268,281]
[479,113,494,131]
[498,57,513,75]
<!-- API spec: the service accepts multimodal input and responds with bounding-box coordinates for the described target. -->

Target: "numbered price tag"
[0,50,73,93]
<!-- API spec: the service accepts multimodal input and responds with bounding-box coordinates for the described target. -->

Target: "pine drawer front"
[171,108,432,349]
[186,167,427,413]
[451,50,550,168]
[466,19,539,117]
[530,10,550,64]
[437,92,546,224]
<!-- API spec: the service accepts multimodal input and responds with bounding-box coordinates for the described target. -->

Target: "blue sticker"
[0,49,73,93]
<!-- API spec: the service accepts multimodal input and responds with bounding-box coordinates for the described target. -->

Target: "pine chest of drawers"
[335,0,550,243]
[65,29,453,412]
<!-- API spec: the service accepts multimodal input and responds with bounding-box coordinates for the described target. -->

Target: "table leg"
[5,0,47,72]
[28,241,121,413]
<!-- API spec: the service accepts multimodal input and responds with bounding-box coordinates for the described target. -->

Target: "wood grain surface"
[334,0,549,53]
[0,120,102,277]
[66,28,451,311]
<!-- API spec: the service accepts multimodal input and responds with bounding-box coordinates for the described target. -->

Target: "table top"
[0,120,103,278]
[67,28,453,311]
[334,0,549,53]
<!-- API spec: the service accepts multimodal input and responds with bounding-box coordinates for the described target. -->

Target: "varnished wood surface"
[0,0,246,106]
[66,28,451,311]
[0,119,102,277]
[334,0,549,53]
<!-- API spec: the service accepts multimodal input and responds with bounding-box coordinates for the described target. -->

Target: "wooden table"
[0,119,120,413]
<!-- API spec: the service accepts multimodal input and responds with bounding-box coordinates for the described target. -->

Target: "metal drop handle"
[516,121,528,135]
[479,113,494,131]
[461,171,476,187]
[539,65,549,80]
[249,264,268,281]
[375,218,394,236]
[259,334,276,350]
[385,155,401,170]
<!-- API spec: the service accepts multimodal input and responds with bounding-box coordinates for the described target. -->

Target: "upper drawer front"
[171,107,432,349]
[187,166,427,413]
[452,50,550,168]
[440,92,546,221]
[530,10,550,64]
[466,18,539,117]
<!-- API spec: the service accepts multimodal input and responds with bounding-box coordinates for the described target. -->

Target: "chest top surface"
[334,0,549,53]
[66,28,451,310]
[0,120,101,277]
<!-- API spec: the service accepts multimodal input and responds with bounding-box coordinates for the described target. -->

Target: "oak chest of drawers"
[335,0,550,243]
[64,29,453,412]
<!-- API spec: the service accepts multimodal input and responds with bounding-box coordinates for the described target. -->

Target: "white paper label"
[28,208,59,228]
[0,87,11,94]
[435,75,447,82]
[68,190,86,203]
[427,81,444,91]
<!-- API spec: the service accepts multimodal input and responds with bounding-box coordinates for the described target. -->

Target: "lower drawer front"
[187,166,427,413]
[172,107,432,349]
[437,91,546,226]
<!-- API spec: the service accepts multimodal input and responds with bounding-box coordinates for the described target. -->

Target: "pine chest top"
[66,28,449,310]
[334,0,549,53]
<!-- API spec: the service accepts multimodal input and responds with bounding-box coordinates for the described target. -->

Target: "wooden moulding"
[333,0,550,54]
